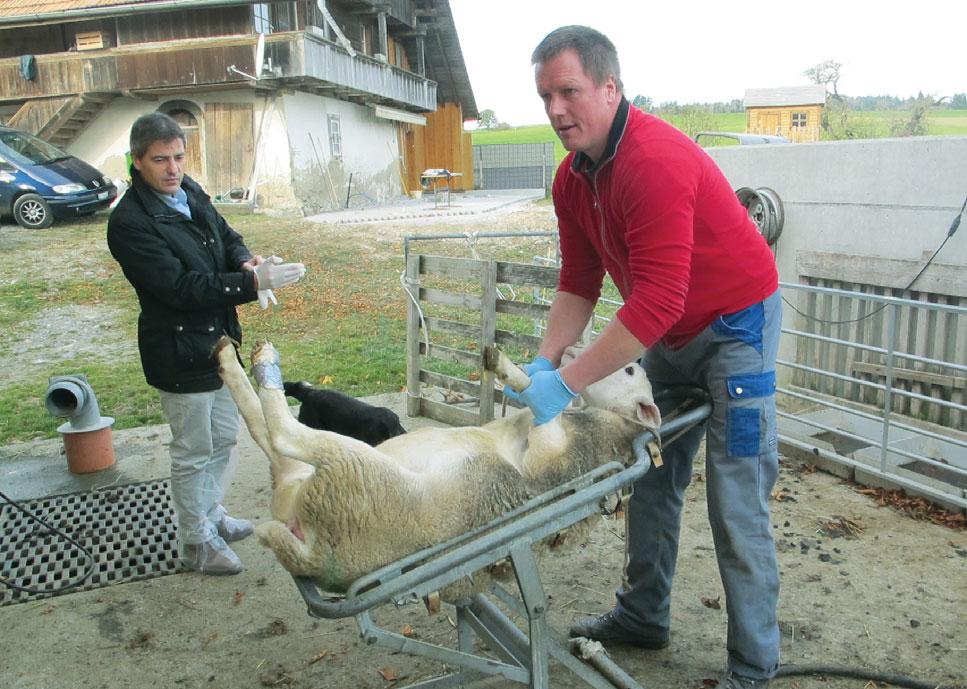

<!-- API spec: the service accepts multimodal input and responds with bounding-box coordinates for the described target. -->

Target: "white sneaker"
[181,535,244,575]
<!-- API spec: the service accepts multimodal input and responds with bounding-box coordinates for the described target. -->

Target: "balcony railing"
[0,31,436,113]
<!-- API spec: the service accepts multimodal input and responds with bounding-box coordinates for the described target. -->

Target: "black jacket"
[107,171,258,393]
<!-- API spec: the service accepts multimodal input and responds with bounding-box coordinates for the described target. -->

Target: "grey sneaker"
[216,513,254,543]
[721,671,770,689]
[569,610,670,649]
[181,535,244,575]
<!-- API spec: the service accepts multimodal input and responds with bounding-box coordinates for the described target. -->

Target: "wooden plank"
[419,398,480,427]
[420,255,484,280]
[419,287,482,311]
[425,316,479,339]
[494,329,543,352]
[495,262,559,288]
[496,299,550,319]
[419,342,480,368]
[479,259,497,423]
[851,361,965,391]
[405,252,422,417]
[419,370,481,398]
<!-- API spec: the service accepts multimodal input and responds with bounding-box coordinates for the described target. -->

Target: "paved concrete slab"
[304,189,545,225]
[0,392,444,503]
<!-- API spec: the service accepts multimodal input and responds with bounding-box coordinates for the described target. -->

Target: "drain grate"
[0,479,181,606]
[811,430,873,456]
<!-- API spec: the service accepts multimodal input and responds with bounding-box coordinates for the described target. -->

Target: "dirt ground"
[1,201,965,689]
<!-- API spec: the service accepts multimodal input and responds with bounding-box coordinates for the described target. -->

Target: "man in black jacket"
[107,112,305,575]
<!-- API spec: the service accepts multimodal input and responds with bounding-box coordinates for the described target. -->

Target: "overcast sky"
[449,0,965,126]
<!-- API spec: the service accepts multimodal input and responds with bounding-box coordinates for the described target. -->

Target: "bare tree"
[803,59,843,97]
[804,59,851,138]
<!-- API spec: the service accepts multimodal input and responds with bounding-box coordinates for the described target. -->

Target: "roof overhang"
[0,0,253,28]
[370,104,426,126]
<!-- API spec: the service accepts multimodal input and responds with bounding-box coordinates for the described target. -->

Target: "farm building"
[0,0,478,213]
[744,85,826,142]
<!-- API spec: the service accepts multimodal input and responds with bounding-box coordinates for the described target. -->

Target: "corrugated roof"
[0,0,157,16]
[744,85,827,107]
[0,0,248,21]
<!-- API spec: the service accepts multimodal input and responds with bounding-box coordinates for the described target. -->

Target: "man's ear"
[132,155,142,172]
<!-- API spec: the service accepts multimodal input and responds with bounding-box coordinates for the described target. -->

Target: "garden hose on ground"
[0,488,95,595]
[775,662,963,689]
[736,186,784,246]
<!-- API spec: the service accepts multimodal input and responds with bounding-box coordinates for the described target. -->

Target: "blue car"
[0,126,117,229]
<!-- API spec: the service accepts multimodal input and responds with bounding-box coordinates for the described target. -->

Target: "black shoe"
[568,610,669,649]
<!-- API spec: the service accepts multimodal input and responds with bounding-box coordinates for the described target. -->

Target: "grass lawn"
[0,213,555,444]
[472,110,967,165]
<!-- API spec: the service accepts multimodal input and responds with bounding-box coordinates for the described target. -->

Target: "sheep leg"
[484,345,531,392]
[215,336,273,457]
[251,341,374,465]
[256,521,331,578]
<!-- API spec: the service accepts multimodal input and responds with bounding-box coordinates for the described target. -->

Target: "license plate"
[97,191,109,200]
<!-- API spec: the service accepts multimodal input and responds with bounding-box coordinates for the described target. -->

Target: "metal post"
[416,36,426,76]
[405,252,422,418]
[509,543,550,689]
[879,304,899,473]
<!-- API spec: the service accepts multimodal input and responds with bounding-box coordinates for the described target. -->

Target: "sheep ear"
[636,401,661,432]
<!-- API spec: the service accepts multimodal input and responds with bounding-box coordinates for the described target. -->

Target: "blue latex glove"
[502,356,555,403]
[519,369,578,425]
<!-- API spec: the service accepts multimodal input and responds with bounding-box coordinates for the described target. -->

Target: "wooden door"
[204,103,254,199]
[167,108,204,184]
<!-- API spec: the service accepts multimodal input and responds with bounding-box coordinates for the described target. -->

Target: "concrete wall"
[706,136,967,385]
[281,91,401,215]
[707,136,967,290]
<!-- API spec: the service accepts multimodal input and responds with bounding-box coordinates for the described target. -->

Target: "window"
[792,112,808,128]
[253,3,271,34]
[328,114,342,158]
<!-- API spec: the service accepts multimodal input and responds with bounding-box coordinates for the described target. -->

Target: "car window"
[0,130,68,165]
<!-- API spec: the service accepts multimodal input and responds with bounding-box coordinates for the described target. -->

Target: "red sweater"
[554,101,778,349]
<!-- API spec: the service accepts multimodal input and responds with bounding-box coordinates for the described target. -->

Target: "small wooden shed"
[744,85,826,142]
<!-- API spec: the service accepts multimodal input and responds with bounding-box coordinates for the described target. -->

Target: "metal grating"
[0,479,181,606]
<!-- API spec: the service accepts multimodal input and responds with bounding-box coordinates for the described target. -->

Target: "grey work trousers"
[159,385,240,549]
[615,289,782,680]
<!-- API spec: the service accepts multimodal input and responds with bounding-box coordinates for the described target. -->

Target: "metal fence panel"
[472,143,556,190]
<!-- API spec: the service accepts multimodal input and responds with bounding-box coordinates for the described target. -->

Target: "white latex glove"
[257,288,278,309]
[254,255,306,290]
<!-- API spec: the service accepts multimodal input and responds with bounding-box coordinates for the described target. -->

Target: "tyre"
[13,193,54,229]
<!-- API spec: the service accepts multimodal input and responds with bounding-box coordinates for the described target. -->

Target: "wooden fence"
[404,253,558,426]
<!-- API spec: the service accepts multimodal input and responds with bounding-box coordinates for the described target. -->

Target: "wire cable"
[782,192,965,326]
[775,662,963,689]
[0,488,96,595]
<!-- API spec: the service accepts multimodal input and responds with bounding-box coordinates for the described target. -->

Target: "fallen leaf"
[377,667,400,681]
[40,605,55,615]
[321,375,334,385]
[308,650,329,665]
[402,624,415,637]
[701,596,721,610]
[202,631,218,648]
[233,590,245,606]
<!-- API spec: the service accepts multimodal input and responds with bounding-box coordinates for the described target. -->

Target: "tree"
[803,59,852,139]
[890,94,947,137]
[477,109,499,129]
[950,93,967,109]
[631,94,653,112]
[803,59,843,97]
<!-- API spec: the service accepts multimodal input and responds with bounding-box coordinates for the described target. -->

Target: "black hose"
[0,488,96,595]
[775,662,964,689]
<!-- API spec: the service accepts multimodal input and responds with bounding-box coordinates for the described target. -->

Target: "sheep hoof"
[483,345,502,373]
[251,341,283,390]
[213,335,238,360]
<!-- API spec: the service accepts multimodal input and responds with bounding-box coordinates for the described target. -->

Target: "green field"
[472,110,967,164]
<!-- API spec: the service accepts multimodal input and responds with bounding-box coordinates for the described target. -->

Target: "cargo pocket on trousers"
[726,371,776,457]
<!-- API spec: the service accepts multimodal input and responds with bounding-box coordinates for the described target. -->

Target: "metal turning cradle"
[291,394,712,689]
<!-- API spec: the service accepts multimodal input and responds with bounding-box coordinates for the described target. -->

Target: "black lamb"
[282,381,407,447]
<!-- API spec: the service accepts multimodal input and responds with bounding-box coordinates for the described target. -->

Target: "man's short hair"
[130,112,186,159]
[531,25,623,93]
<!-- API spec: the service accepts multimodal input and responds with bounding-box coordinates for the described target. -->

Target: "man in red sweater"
[511,25,782,689]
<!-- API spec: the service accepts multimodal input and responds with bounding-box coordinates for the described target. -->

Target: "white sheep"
[214,337,660,597]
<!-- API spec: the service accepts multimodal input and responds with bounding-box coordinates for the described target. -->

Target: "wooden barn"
[744,85,826,143]
[0,0,478,212]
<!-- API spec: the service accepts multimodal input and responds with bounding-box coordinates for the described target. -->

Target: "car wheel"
[13,193,54,229]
